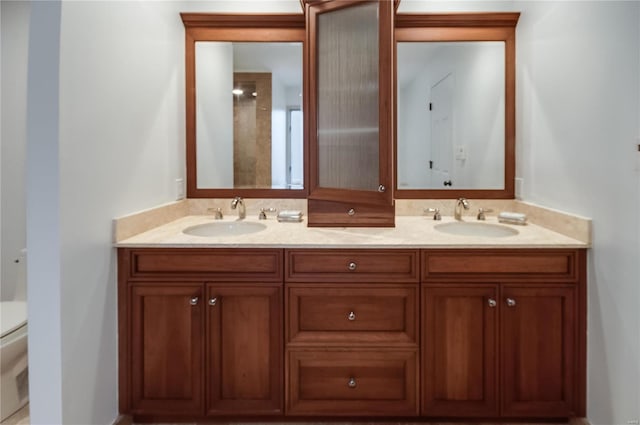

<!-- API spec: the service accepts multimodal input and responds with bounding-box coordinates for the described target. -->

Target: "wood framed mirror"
[394,13,519,199]
[182,14,307,198]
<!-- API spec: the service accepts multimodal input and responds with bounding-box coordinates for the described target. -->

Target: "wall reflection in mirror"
[195,42,303,190]
[397,41,505,190]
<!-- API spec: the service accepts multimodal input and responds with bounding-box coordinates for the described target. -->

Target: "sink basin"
[183,221,267,237]
[434,221,519,238]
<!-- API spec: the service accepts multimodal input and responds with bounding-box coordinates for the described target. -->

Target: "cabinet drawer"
[422,249,579,282]
[125,249,282,281]
[286,249,419,283]
[287,285,417,346]
[287,350,418,416]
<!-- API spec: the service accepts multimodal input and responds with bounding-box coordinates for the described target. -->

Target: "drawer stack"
[284,249,420,416]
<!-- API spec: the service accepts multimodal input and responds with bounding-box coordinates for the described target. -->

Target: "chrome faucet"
[230,197,246,220]
[454,198,470,221]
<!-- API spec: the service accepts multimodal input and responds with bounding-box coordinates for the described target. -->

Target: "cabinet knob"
[347,208,356,216]
[348,377,357,388]
[488,298,497,308]
[378,184,386,193]
[189,296,199,306]
[348,262,357,271]
[348,311,356,321]
[208,297,218,306]
[506,298,517,307]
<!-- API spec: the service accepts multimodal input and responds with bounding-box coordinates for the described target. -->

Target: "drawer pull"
[189,296,199,306]
[347,208,356,216]
[348,377,357,388]
[348,311,356,321]
[506,298,517,307]
[348,262,357,271]
[208,297,218,306]
[488,298,497,308]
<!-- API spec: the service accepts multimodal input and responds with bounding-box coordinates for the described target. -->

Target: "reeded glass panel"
[317,2,379,191]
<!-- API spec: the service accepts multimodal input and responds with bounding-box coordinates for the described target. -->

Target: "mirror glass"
[397,41,505,190]
[195,42,303,190]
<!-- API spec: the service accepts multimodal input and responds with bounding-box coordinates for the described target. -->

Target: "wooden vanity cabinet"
[285,249,420,416]
[421,249,586,419]
[119,246,586,420]
[129,284,204,415]
[118,248,283,418]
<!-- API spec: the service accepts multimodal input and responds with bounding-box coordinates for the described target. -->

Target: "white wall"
[25,2,64,423]
[25,1,302,424]
[196,42,234,188]
[1,0,30,302]
[57,1,189,422]
[516,2,640,424]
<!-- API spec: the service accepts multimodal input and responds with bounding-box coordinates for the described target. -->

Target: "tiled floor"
[0,404,29,425]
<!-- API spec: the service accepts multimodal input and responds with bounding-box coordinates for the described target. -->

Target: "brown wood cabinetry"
[130,285,204,415]
[206,285,282,415]
[119,247,586,421]
[285,249,420,416]
[119,249,283,419]
[305,0,395,226]
[422,285,499,417]
[421,249,586,418]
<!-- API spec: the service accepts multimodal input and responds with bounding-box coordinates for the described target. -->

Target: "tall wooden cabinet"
[305,0,395,226]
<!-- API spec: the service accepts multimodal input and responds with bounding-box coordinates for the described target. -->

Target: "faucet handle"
[424,208,441,221]
[207,208,223,220]
[477,208,493,220]
[259,207,277,220]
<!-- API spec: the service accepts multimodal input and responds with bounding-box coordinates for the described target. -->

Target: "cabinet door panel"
[501,285,576,417]
[130,285,203,414]
[422,285,498,417]
[307,0,394,210]
[206,285,282,414]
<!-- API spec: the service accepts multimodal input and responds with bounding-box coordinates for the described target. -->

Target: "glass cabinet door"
[307,0,393,207]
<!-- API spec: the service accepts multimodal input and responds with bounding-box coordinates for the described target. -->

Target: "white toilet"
[0,301,29,422]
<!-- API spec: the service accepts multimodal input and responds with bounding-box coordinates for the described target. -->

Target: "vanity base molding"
[118,247,586,421]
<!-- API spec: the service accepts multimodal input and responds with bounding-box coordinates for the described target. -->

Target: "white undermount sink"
[182,221,267,237]
[434,221,519,238]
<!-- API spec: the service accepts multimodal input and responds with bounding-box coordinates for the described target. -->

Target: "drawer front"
[422,249,579,282]
[287,350,418,416]
[286,249,419,283]
[126,249,282,281]
[287,285,417,346]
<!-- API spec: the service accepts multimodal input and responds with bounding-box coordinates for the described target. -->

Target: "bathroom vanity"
[116,3,588,421]
[116,215,588,422]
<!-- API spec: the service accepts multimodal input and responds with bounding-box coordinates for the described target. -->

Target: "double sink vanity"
[116,198,589,422]
[116,1,590,422]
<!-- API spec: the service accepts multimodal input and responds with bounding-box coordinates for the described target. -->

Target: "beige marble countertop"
[115,215,588,249]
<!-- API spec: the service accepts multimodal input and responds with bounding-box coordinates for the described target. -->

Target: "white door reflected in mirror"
[397,41,505,190]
